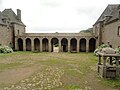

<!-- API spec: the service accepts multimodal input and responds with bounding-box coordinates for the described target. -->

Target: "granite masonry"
[0,4,120,52]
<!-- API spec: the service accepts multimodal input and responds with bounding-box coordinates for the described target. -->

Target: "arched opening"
[89,38,96,52]
[51,38,59,52]
[17,38,23,51]
[70,38,77,52]
[61,38,68,52]
[26,38,31,51]
[42,38,49,52]
[80,38,86,52]
[34,38,40,51]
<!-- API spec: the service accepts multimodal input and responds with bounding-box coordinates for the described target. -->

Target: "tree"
[80,28,93,33]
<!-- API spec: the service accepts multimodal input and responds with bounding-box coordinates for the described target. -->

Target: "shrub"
[115,47,120,54]
[94,44,109,56]
[0,46,13,53]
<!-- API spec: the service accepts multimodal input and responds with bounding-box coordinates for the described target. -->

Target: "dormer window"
[104,15,112,23]
[2,18,10,24]
[2,18,6,23]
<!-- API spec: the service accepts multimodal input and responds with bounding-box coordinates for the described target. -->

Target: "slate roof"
[94,4,120,25]
[0,11,8,25]
[0,8,25,26]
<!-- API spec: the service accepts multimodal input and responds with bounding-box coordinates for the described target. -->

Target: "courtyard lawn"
[0,52,120,90]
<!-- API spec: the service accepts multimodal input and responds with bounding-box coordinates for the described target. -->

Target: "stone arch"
[61,38,68,52]
[51,38,59,52]
[80,38,86,52]
[26,38,31,51]
[34,38,40,51]
[89,38,96,52]
[70,38,77,52]
[17,38,23,51]
[42,38,49,52]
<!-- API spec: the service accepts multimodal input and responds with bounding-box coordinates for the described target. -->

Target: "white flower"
[11,85,14,88]
[32,84,35,87]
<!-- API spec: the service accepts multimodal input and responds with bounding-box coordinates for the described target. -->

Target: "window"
[117,26,120,36]
[119,11,120,19]
[17,30,20,35]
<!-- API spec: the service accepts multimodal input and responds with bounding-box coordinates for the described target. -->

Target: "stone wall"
[0,25,13,46]
[14,24,25,36]
[15,33,96,52]
[102,20,120,48]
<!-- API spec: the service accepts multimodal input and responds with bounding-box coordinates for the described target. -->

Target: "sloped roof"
[0,8,25,26]
[94,4,120,25]
[0,11,6,25]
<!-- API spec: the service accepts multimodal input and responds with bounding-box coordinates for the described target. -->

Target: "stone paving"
[0,66,64,90]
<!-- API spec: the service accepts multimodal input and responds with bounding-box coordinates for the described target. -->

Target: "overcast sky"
[0,0,119,33]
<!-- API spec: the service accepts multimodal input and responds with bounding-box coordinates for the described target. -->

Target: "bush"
[0,46,13,53]
[115,47,120,54]
[94,44,109,56]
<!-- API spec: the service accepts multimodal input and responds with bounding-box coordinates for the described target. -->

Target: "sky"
[0,0,120,33]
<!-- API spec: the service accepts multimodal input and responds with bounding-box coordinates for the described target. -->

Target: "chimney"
[17,9,21,21]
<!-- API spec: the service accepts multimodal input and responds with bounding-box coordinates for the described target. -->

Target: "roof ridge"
[108,4,120,6]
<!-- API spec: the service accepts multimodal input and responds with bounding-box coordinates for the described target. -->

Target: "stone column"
[68,39,70,52]
[77,39,79,52]
[59,38,61,52]
[98,55,101,65]
[49,39,51,52]
[15,38,18,51]
[103,56,107,78]
[86,39,89,52]
[40,38,42,52]
[31,38,34,51]
[23,38,26,51]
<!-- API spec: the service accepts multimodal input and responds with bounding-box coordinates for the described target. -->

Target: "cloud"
[0,0,3,9]
[26,27,81,33]
[0,0,2,4]
[0,0,120,33]
[40,0,60,8]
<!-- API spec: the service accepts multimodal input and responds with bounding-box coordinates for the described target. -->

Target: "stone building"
[2,4,120,52]
[93,4,120,48]
[15,32,96,52]
[0,9,25,48]
[0,8,98,52]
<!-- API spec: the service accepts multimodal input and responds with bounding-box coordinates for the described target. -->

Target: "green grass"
[64,84,81,90]
[101,78,120,89]
[0,63,22,71]
[0,52,120,90]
